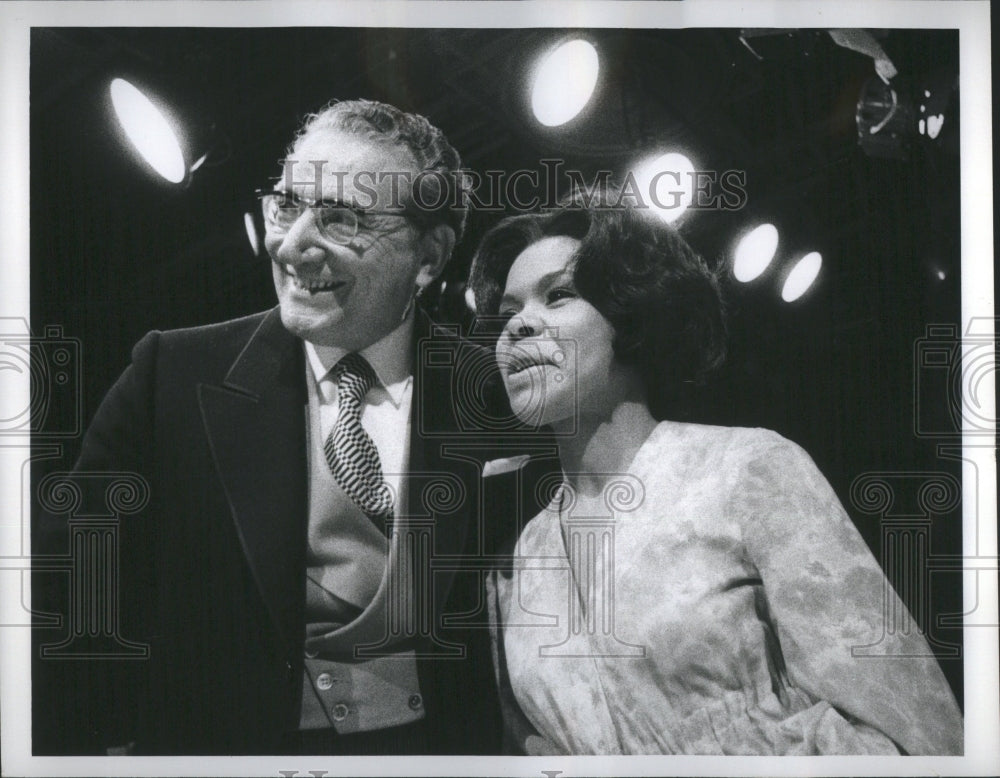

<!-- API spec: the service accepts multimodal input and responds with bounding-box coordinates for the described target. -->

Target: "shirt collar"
[304,311,414,407]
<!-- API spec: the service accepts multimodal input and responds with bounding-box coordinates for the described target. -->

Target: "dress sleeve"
[737,433,963,755]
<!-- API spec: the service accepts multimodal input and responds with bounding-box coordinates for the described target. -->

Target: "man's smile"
[279,263,348,295]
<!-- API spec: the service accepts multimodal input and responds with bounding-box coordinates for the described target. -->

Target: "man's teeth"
[286,270,340,293]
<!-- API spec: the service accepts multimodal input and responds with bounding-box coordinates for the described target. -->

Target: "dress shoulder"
[631,422,802,501]
[641,421,792,460]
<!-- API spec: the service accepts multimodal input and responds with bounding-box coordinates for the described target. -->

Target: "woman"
[468,197,963,756]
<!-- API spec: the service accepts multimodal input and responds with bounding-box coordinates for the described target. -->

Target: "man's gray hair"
[292,98,470,243]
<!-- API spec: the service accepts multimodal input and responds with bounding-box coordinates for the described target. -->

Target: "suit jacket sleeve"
[34,331,162,754]
[76,330,160,473]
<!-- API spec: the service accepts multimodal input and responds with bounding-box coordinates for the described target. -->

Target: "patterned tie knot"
[324,352,393,524]
[332,353,378,408]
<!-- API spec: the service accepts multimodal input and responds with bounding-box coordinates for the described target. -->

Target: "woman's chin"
[508,399,573,431]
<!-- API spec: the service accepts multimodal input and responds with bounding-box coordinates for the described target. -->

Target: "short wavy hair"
[291,98,469,244]
[469,192,727,419]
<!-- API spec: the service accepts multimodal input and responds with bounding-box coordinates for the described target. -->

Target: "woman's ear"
[415,224,456,290]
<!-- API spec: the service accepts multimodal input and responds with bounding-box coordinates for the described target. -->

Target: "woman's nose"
[506,309,542,341]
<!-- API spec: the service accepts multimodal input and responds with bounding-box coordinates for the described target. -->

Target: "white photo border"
[1,1,995,776]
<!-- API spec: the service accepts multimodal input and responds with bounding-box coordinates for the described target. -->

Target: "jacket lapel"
[198,308,308,653]
[406,312,473,615]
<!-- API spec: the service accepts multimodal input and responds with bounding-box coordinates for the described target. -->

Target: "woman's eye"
[547,287,576,304]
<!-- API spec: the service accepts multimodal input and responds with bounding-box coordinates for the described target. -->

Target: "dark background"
[30,28,964,702]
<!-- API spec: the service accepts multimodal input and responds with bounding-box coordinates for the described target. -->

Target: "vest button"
[316,673,334,691]
[331,703,349,722]
[408,694,423,710]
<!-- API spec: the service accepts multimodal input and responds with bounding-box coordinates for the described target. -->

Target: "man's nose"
[272,212,328,266]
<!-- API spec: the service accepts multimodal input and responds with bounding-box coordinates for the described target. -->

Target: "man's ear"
[415,224,456,290]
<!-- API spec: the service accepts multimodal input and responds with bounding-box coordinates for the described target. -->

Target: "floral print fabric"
[488,423,963,755]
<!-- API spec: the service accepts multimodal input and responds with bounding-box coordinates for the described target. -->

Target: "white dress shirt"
[305,316,415,526]
[299,312,425,733]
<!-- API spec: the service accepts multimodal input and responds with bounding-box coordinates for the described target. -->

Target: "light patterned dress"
[488,423,963,755]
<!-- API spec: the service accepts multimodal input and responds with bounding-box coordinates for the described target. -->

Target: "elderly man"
[36,99,536,756]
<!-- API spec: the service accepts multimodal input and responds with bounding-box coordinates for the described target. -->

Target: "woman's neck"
[553,400,658,497]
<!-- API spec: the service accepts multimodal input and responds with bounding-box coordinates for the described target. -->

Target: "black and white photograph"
[1,1,996,776]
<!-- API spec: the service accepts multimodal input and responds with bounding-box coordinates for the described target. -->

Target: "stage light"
[244,212,260,257]
[733,224,779,282]
[632,152,695,224]
[855,69,958,159]
[781,251,822,302]
[109,78,186,184]
[531,39,599,127]
[926,114,945,139]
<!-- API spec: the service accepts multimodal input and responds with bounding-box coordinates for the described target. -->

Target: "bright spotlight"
[733,224,779,282]
[243,212,260,257]
[781,251,822,302]
[109,78,186,184]
[633,152,695,224]
[531,39,599,127]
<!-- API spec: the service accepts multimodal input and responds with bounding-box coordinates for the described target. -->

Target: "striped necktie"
[323,353,394,527]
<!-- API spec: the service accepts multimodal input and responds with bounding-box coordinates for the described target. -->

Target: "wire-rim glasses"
[256,188,412,245]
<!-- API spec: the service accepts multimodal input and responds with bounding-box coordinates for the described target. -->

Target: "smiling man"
[35,100,519,756]
[268,118,455,350]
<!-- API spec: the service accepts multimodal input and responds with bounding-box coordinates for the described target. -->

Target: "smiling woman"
[495,235,624,428]
[468,193,964,756]
[472,197,726,423]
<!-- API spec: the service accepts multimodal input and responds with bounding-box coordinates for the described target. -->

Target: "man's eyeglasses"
[256,189,411,245]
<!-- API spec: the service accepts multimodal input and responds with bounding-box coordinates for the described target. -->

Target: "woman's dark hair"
[468,189,727,419]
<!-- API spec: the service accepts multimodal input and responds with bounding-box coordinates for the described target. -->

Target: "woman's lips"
[505,356,554,377]
[502,344,567,377]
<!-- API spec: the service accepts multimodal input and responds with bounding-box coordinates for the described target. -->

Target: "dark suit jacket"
[34,307,549,755]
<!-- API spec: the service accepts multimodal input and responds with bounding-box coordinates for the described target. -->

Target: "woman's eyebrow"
[549,268,576,286]
[499,267,574,308]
